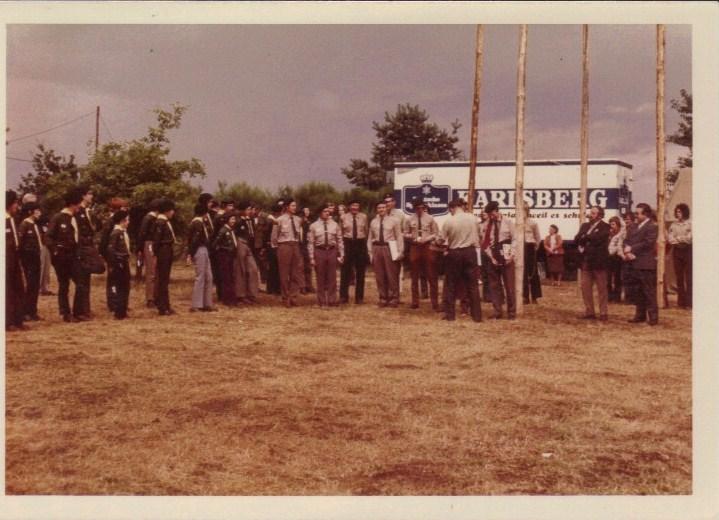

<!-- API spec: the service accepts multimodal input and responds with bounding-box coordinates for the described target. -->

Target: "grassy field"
[5,264,691,495]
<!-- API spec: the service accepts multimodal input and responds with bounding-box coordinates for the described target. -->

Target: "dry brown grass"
[5,264,691,495]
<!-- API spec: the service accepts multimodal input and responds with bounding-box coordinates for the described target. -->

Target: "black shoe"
[580,314,597,320]
[202,306,219,312]
[648,320,658,326]
[442,315,455,321]
[62,314,78,323]
[599,315,608,321]
[355,300,364,305]
[339,299,349,305]
[491,312,503,320]
[146,300,155,308]
[507,314,516,320]
[114,314,127,320]
[410,303,419,309]
[74,314,91,322]
[627,317,645,323]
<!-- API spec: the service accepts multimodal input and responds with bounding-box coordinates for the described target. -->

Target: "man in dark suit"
[623,203,659,325]
[46,189,83,322]
[6,190,26,331]
[574,205,610,320]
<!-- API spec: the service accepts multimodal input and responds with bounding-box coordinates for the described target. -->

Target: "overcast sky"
[6,24,691,204]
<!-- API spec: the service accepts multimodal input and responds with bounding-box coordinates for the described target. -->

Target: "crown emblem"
[420,173,434,183]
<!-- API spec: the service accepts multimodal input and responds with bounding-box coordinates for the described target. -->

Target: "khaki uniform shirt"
[270,213,302,246]
[403,213,439,245]
[439,210,480,249]
[367,214,404,255]
[307,218,345,259]
[340,212,369,240]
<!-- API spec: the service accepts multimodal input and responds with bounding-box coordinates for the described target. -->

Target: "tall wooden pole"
[95,106,100,152]
[656,25,667,307]
[467,25,485,212]
[514,24,528,316]
[579,25,589,227]
[578,25,590,294]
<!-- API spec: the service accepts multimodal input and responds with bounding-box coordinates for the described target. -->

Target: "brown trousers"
[409,243,438,307]
[314,247,338,305]
[235,241,260,300]
[143,241,159,303]
[277,242,304,302]
[581,268,608,317]
[372,244,399,304]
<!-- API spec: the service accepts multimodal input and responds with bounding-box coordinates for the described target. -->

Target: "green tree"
[79,104,206,244]
[214,180,274,210]
[666,89,692,186]
[342,103,463,190]
[81,103,206,210]
[18,144,80,214]
[291,181,342,214]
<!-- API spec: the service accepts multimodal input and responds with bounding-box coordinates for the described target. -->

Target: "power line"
[6,111,95,144]
[100,114,115,141]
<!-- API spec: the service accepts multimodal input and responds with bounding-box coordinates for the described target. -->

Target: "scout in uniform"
[137,198,160,308]
[307,204,345,307]
[384,193,406,301]
[152,199,177,316]
[265,200,284,296]
[403,198,439,310]
[367,200,404,307]
[212,211,239,306]
[270,198,305,307]
[481,201,517,319]
[234,202,260,304]
[187,203,216,312]
[438,198,482,322]
[300,206,315,294]
[100,197,129,312]
[6,190,26,331]
[339,199,369,304]
[46,189,83,322]
[75,185,97,319]
[106,210,132,320]
[18,201,43,321]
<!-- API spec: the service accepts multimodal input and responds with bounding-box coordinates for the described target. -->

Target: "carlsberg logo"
[453,188,614,209]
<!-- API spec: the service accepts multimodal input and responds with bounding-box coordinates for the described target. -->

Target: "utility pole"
[656,24,667,308]
[467,25,485,212]
[514,24,528,317]
[95,106,100,152]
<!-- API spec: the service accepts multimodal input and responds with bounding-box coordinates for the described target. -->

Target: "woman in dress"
[543,224,564,286]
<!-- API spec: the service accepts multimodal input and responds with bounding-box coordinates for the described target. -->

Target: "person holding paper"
[481,201,517,320]
[403,197,439,311]
[438,198,482,322]
[367,201,404,307]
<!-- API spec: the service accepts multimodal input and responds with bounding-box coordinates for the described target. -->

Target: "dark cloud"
[6,24,691,204]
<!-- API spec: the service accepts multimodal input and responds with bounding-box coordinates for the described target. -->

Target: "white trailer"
[393,159,633,242]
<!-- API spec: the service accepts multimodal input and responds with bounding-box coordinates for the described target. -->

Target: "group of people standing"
[6,184,690,331]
